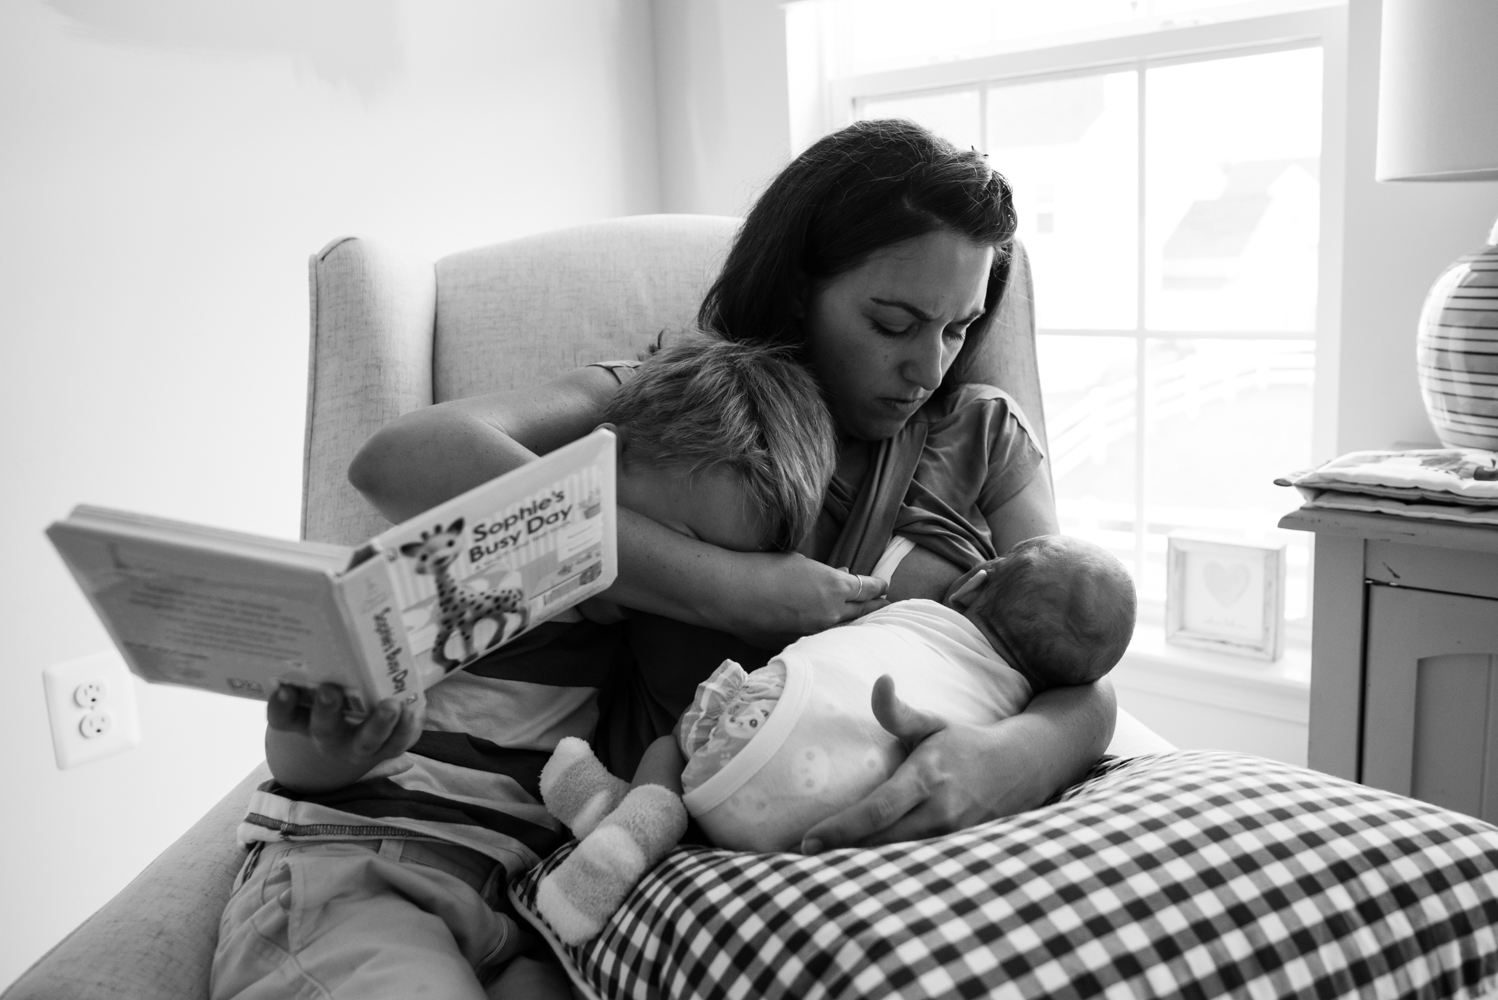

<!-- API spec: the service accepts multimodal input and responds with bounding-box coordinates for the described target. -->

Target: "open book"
[47,429,617,712]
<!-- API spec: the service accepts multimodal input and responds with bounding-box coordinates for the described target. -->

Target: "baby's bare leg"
[632,735,685,794]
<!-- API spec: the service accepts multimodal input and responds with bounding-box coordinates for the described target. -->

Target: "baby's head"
[602,335,836,553]
[946,535,1136,691]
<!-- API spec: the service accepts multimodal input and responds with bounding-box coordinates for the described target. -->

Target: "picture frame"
[1165,532,1286,661]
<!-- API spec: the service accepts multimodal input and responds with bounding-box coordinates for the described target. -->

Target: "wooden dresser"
[1280,506,1498,823]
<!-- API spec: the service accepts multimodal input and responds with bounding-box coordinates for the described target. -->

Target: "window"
[788,1,1346,627]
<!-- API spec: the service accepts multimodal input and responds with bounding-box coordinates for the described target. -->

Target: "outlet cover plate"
[43,650,141,769]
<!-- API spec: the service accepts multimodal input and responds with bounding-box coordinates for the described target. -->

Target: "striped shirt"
[238,617,624,879]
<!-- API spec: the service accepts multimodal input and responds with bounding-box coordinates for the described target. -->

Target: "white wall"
[652,0,792,216]
[0,0,658,987]
[1334,0,1498,453]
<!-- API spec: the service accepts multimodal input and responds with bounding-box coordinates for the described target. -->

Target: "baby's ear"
[945,567,990,610]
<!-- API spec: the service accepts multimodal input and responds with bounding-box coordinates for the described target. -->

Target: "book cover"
[47,429,617,710]
[369,429,617,687]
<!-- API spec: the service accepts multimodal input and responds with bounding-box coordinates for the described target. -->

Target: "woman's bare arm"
[885,546,964,603]
[802,460,1114,847]
[986,465,1061,553]
[348,367,885,645]
[349,367,620,524]
[802,674,1116,850]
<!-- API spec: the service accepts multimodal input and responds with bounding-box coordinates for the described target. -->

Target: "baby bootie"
[535,783,688,945]
[539,737,631,839]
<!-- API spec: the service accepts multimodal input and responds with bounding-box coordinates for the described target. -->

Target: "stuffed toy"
[535,737,687,944]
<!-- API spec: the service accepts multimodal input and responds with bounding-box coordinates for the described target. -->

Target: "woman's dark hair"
[697,119,1019,393]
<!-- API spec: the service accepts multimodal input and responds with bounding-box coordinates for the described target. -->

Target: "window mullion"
[978,86,988,156]
[1135,61,1149,583]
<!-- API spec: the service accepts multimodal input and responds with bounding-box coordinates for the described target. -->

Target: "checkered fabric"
[511,751,1498,1000]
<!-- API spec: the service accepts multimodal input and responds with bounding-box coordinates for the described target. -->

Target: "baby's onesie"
[676,600,1032,852]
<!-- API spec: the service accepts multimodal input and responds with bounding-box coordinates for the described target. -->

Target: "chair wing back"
[433,214,739,402]
[967,241,1046,450]
[303,216,1045,547]
[304,236,438,546]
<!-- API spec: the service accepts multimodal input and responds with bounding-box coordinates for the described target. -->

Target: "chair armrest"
[302,236,436,546]
[966,241,1046,450]
[3,764,269,1000]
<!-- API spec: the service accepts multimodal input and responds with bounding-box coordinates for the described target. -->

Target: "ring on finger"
[854,578,865,602]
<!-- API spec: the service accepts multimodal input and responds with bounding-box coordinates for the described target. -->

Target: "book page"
[48,526,368,703]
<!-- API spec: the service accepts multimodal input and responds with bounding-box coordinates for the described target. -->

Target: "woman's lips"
[880,396,926,413]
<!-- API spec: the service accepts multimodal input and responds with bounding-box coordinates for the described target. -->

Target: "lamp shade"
[1376,0,1498,182]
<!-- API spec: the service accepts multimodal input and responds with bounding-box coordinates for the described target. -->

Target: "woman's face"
[804,229,994,442]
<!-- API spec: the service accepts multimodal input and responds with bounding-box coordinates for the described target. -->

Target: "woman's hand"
[800,674,1116,852]
[264,683,425,794]
[721,551,889,648]
[603,506,888,647]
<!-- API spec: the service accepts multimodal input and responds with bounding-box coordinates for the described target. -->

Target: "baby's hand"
[267,683,424,769]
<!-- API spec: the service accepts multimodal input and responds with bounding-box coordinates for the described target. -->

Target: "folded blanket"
[1278,448,1498,505]
[1293,488,1498,526]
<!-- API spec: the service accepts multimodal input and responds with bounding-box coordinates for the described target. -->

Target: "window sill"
[1114,621,1310,725]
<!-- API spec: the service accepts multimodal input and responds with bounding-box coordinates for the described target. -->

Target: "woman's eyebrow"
[871,297,985,324]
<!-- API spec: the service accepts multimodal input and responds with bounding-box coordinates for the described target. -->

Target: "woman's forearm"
[1002,677,1117,807]
[605,511,880,646]
[801,674,1117,850]
[348,367,620,525]
[346,365,879,643]
[350,406,539,524]
[605,508,736,629]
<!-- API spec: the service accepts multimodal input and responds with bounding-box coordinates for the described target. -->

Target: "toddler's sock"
[535,783,688,945]
[539,737,631,839]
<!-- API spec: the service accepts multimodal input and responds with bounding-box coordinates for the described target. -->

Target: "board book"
[47,429,617,712]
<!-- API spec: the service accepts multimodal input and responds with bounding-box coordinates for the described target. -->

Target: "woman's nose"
[901,329,946,390]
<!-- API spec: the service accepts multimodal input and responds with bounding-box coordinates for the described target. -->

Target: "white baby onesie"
[679,599,1032,852]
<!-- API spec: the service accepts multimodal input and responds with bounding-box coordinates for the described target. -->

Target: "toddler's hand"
[267,683,424,768]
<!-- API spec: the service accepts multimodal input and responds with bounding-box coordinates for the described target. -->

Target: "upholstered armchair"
[3,215,1078,999]
[14,216,1498,1000]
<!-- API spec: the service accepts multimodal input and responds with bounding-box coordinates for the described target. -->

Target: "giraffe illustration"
[399,518,528,672]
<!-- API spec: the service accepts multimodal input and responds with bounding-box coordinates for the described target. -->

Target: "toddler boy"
[534,534,1136,944]
[209,336,836,1000]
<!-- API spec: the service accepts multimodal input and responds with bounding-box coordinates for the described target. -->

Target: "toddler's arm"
[264,683,424,794]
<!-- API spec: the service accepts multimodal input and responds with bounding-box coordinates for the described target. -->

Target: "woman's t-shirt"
[588,362,1047,776]
[816,383,1047,576]
[594,361,1046,572]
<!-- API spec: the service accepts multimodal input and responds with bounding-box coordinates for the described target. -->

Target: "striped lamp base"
[1417,231,1498,449]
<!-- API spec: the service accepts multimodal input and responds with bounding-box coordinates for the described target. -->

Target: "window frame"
[804,3,1347,638]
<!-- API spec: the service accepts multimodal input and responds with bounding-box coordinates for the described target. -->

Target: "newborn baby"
[534,535,1136,943]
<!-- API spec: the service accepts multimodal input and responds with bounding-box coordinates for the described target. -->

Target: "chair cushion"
[512,751,1498,1000]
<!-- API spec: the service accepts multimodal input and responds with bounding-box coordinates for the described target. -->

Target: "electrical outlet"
[42,650,141,769]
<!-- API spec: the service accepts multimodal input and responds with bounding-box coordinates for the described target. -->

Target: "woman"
[349,119,1116,853]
